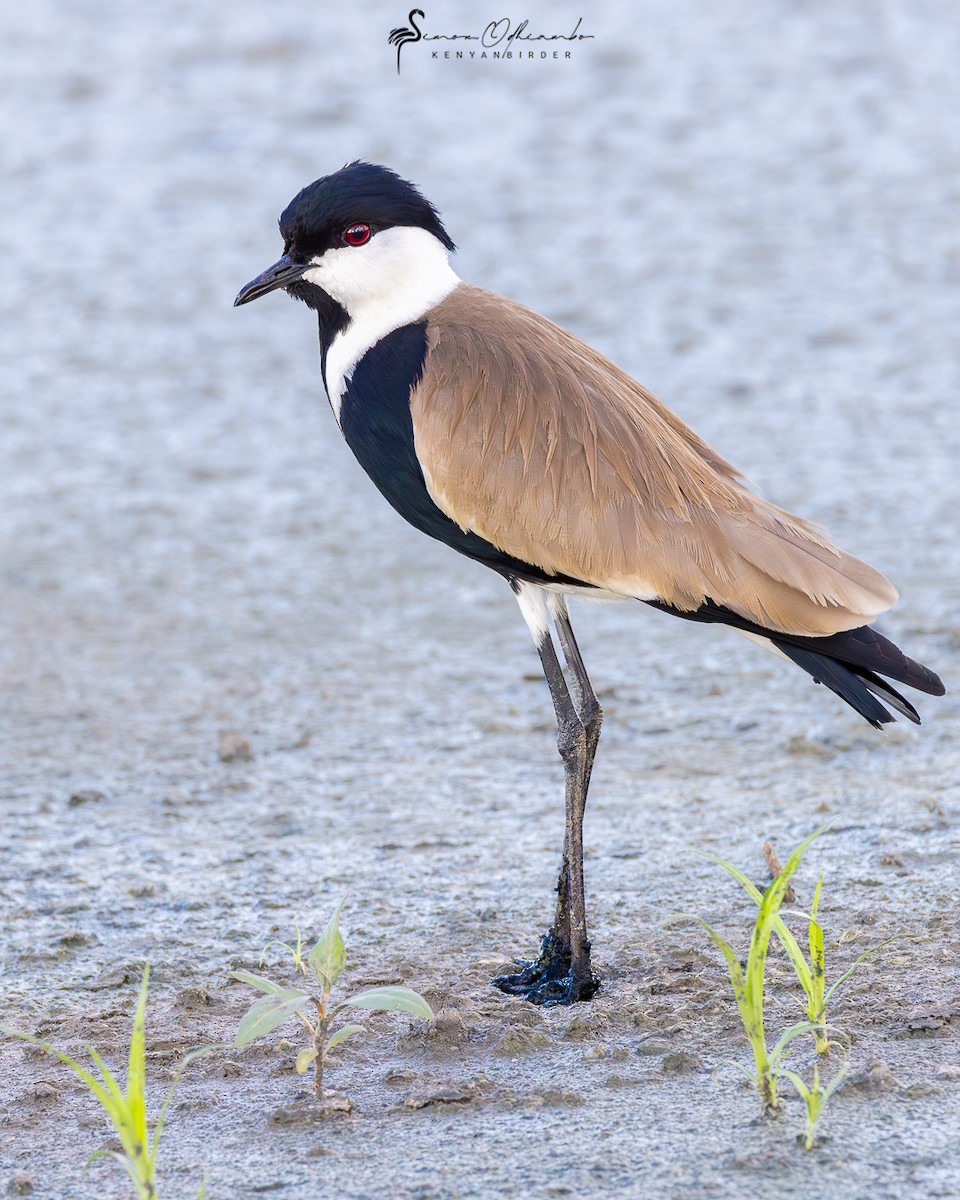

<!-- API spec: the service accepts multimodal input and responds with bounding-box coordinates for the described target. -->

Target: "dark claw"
[493,932,600,1006]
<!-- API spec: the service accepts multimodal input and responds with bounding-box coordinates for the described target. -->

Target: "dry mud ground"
[2,1,959,1197]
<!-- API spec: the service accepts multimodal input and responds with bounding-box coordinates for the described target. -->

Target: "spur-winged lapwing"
[235,161,944,1005]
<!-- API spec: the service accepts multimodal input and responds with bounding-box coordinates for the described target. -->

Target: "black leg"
[548,594,603,953]
[493,584,601,1005]
[552,595,603,787]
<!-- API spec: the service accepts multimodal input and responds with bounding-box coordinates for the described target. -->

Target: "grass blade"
[775,1066,811,1102]
[768,1020,821,1065]
[151,1046,217,1166]
[1,1028,115,1111]
[700,849,817,997]
[86,1046,128,1110]
[85,1046,142,1170]
[3,965,206,1198]
[749,825,828,1017]
[125,964,150,1159]
[821,1060,850,1102]
[823,935,910,1006]
[690,826,829,1114]
[684,916,769,1079]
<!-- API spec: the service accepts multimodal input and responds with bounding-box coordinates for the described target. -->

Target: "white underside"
[513,580,637,651]
[735,628,791,661]
[301,227,461,421]
[514,580,552,644]
[537,580,640,602]
[517,580,794,682]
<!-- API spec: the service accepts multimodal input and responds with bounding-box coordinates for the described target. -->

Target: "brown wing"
[410,284,897,637]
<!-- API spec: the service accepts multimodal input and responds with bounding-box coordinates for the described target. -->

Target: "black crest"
[279,161,456,261]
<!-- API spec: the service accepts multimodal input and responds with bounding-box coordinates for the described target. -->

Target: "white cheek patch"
[302,247,359,302]
[305,227,460,422]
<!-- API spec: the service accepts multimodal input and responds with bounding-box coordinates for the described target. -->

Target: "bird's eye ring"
[344,223,372,247]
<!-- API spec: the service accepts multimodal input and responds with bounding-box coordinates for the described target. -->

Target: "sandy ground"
[2,1,959,1197]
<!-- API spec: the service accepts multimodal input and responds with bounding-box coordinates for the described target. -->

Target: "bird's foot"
[492,932,600,1006]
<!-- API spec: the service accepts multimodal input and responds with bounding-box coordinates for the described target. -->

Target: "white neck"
[303,227,460,420]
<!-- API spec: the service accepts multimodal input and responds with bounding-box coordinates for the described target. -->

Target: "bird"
[234,161,944,1006]
[388,10,424,75]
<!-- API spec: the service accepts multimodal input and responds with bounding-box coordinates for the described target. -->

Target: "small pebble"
[535,1089,580,1104]
[495,1025,550,1055]
[604,1073,643,1088]
[845,1057,901,1094]
[404,1081,476,1109]
[175,985,215,1010]
[270,1095,351,1124]
[218,733,253,762]
[59,931,92,948]
[385,1068,418,1084]
[661,1051,707,1075]
[68,789,105,807]
[636,1037,673,1057]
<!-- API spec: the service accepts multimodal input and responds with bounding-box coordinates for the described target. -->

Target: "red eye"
[344,223,372,247]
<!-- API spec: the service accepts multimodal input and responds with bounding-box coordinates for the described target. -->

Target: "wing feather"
[410,285,898,636]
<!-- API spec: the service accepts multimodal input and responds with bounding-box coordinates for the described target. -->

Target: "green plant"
[705,841,902,1055]
[777,1059,849,1149]
[1,964,206,1199]
[233,900,433,1097]
[682,826,827,1113]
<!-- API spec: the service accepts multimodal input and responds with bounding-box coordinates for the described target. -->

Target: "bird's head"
[234,162,456,316]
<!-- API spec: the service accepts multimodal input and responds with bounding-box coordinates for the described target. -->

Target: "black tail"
[775,642,918,728]
[645,598,945,729]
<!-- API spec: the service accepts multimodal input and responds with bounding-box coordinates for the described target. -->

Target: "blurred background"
[2,1,959,1194]
[3,0,958,957]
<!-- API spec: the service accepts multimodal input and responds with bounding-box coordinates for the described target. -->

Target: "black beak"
[234,254,308,306]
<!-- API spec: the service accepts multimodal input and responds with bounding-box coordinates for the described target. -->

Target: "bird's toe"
[492,933,599,1005]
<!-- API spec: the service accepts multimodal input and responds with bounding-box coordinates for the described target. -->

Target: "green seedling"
[233,899,433,1098]
[679,825,827,1113]
[705,836,902,1054]
[1,964,206,1199]
[777,1059,849,1149]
